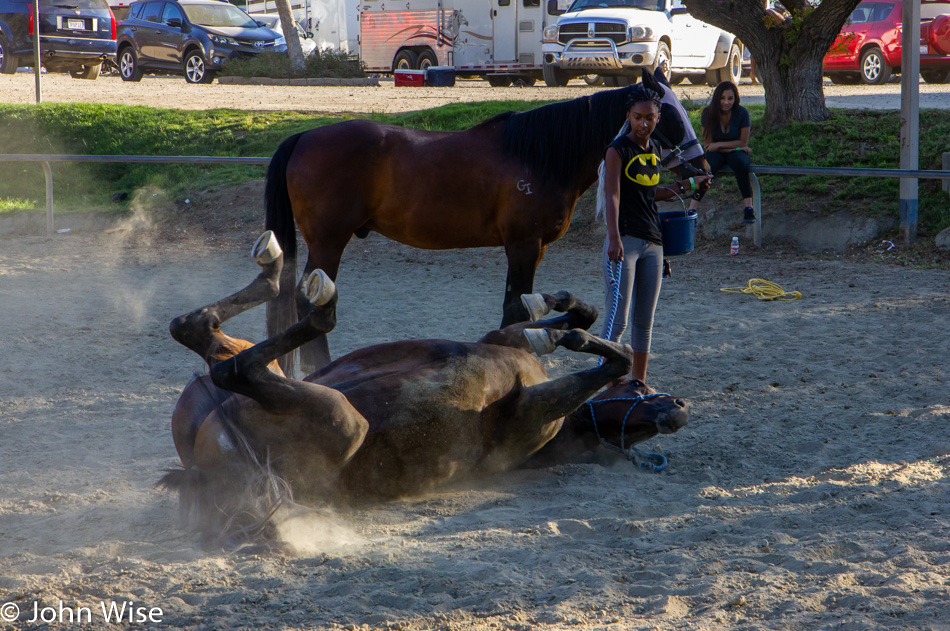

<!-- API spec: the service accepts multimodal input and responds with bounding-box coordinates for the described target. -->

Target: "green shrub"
[220,50,365,79]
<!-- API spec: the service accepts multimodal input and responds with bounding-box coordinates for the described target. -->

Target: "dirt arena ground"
[0,208,948,629]
[1,74,949,630]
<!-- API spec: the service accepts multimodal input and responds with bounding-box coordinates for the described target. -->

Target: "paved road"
[3,72,950,113]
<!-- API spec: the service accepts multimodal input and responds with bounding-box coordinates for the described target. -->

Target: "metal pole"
[32,0,42,103]
[42,161,53,236]
[899,0,920,243]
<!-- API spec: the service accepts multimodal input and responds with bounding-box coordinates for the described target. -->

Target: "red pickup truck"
[823,0,950,84]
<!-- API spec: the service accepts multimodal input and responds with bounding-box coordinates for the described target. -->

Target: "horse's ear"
[640,67,666,97]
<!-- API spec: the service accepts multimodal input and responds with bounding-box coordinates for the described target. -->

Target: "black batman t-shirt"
[608,135,663,245]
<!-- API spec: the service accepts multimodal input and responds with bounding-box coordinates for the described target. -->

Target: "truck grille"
[558,22,626,45]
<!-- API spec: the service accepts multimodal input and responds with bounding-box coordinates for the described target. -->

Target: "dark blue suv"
[0,0,117,79]
[115,0,285,83]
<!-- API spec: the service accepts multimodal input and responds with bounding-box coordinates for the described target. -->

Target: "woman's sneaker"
[743,207,756,224]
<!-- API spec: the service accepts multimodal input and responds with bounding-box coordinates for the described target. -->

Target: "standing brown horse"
[264,86,639,374]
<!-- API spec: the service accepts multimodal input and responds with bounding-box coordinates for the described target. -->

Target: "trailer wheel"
[393,49,418,71]
[487,75,512,87]
[417,49,438,71]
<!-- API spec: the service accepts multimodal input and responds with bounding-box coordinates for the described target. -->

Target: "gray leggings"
[601,236,663,353]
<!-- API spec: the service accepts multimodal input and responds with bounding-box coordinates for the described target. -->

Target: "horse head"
[568,378,689,452]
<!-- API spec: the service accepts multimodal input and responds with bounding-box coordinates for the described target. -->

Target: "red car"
[823,0,950,84]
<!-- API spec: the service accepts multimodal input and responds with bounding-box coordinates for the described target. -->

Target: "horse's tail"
[265,132,305,375]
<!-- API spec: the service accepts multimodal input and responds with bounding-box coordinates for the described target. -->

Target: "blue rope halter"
[597,259,623,367]
[585,394,670,473]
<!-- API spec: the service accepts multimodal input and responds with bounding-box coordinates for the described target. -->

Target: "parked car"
[823,0,950,84]
[0,0,116,79]
[249,13,315,56]
[115,0,286,83]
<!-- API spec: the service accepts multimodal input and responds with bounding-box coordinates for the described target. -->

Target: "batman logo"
[624,153,660,186]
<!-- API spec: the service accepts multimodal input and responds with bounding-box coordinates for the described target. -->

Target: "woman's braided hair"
[624,82,663,112]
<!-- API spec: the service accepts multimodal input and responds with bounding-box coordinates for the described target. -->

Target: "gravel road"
[4,72,950,113]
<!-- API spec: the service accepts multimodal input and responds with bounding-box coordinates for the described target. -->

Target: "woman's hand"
[692,175,712,193]
[607,236,624,263]
[739,146,752,155]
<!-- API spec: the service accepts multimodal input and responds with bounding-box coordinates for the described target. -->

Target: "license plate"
[67,18,86,30]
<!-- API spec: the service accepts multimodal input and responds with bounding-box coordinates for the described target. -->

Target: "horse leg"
[480,329,633,470]
[170,231,283,369]
[210,273,369,469]
[500,240,544,327]
[295,237,349,375]
[478,291,598,351]
[512,329,633,419]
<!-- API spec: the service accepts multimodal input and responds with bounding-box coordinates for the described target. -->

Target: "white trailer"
[244,0,360,54]
[359,0,569,85]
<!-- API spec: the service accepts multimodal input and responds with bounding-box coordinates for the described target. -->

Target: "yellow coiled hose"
[720,278,802,301]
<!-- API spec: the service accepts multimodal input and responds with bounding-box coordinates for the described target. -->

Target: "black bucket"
[659,209,697,256]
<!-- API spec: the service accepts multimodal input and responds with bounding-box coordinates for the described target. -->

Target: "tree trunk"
[275,0,305,70]
[754,39,830,129]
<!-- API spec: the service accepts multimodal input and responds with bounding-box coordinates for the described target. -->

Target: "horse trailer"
[359,0,572,85]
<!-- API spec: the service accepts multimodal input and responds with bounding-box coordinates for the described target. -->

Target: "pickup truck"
[540,0,743,87]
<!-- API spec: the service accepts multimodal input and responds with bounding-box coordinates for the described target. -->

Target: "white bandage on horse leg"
[304,269,336,306]
[252,230,282,265]
[523,328,556,356]
[521,293,551,322]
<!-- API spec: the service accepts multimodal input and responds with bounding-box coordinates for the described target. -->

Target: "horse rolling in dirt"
[163,232,689,545]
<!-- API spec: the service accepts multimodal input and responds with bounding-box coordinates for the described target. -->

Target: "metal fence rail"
[2,153,950,240]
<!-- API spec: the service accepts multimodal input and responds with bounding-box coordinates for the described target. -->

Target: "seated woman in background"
[689,81,755,224]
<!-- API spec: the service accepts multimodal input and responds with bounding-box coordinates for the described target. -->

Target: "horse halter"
[584,394,671,473]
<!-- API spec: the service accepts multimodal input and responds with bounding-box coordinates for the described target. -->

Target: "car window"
[568,0,662,12]
[181,3,258,28]
[921,2,950,20]
[849,2,892,25]
[38,0,109,7]
[128,2,144,20]
[161,2,183,24]
[141,1,164,23]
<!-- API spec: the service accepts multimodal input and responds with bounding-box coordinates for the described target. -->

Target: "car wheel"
[583,74,604,86]
[685,73,705,85]
[417,49,437,72]
[119,47,143,82]
[542,64,569,87]
[828,72,862,85]
[487,75,512,87]
[860,47,891,84]
[69,63,101,80]
[716,43,742,84]
[0,34,16,75]
[393,49,418,71]
[184,51,214,84]
[921,69,950,84]
[651,42,672,83]
[668,73,686,85]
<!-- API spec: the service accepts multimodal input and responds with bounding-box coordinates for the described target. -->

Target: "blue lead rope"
[585,394,670,473]
[598,258,623,367]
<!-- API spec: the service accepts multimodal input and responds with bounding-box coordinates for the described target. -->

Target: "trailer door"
[493,0,516,63]
[516,0,543,67]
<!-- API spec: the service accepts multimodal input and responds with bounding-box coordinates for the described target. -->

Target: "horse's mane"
[501,87,629,185]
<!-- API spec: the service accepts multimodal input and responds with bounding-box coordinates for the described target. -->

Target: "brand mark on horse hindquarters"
[517,180,533,195]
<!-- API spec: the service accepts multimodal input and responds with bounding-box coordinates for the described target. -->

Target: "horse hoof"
[252,231,282,265]
[521,293,551,322]
[304,269,336,306]
[523,328,555,356]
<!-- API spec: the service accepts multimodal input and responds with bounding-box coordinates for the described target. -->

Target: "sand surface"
[0,213,948,630]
